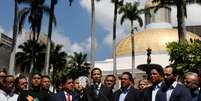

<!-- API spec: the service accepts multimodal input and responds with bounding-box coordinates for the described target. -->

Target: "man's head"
[164,65,177,86]
[120,72,133,88]
[74,78,82,92]
[150,66,164,85]
[2,75,15,94]
[91,68,102,84]
[41,75,51,91]
[61,75,74,94]
[31,73,42,88]
[15,74,28,91]
[184,72,199,91]
[104,74,116,89]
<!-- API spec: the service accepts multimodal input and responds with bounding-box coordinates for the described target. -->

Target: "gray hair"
[185,72,198,79]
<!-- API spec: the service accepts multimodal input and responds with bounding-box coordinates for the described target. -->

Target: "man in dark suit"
[56,75,79,101]
[83,68,113,101]
[163,65,191,101]
[184,72,200,101]
[113,72,141,101]
[143,65,165,101]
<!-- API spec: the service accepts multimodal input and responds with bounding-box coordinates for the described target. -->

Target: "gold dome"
[116,29,201,56]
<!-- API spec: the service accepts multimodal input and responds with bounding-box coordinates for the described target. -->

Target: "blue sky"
[1,0,200,61]
[0,0,119,60]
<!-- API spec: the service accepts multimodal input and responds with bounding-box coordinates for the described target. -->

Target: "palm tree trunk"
[177,2,186,42]
[113,0,118,76]
[44,0,55,75]
[9,0,18,75]
[131,21,135,75]
[29,31,36,74]
[90,0,96,68]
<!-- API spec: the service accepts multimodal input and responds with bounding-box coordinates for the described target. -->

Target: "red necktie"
[67,94,71,101]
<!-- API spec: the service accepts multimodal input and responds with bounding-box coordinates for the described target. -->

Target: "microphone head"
[94,82,99,89]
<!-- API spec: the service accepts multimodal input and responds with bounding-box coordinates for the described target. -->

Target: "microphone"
[93,82,110,101]
[94,82,99,89]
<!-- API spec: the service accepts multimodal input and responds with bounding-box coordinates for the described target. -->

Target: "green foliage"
[67,52,91,79]
[16,40,46,73]
[119,2,145,27]
[166,39,201,77]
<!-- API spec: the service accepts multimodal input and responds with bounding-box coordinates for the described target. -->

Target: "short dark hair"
[165,65,178,76]
[122,72,133,81]
[42,75,50,79]
[61,75,73,84]
[32,73,42,78]
[15,74,27,84]
[150,65,164,76]
[91,68,102,77]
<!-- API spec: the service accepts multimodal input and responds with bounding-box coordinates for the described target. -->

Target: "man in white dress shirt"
[0,75,18,101]
[163,65,191,101]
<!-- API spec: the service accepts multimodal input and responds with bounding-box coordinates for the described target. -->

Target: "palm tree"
[90,0,101,69]
[49,43,67,73]
[49,43,67,91]
[152,0,201,42]
[15,40,46,74]
[9,0,20,75]
[17,0,51,74]
[44,0,74,75]
[44,0,57,75]
[119,2,144,74]
[68,52,90,79]
[111,0,123,76]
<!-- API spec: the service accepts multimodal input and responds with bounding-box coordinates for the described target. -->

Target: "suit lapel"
[169,84,178,101]
[61,91,67,101]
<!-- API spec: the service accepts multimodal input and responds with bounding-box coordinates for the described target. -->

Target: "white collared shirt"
[64,91,72,101]
[0,89,18,101]
[152,82,163,101]
[166,81,177,101]
[119,85,131,101]
[94,83,101,95]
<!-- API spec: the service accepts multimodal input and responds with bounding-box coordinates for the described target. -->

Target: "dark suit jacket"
[82,84,113,101]
[56,91,79,101]
[143,83,192,101]
[168,83,191,101]
[142,82,166,101]
[142,86,154,101]
[113,86,142,101]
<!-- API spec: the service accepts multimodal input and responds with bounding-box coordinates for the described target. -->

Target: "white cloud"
[0,26,5,33]
[80,0,145,46]
[52,30,92,54]
[171,4,201,26]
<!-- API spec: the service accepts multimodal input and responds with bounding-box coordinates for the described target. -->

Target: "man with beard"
[15,74,28,94]
[0,75,18,101]
[184,72,201,101]
[113,72,141,101]
[83,68,113,101]
[163,65,191,101]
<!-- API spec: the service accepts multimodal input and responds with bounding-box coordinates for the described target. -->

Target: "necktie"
[67,94,71,101]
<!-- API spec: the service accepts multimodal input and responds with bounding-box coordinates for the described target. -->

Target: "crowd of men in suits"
[0,65,201,101]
